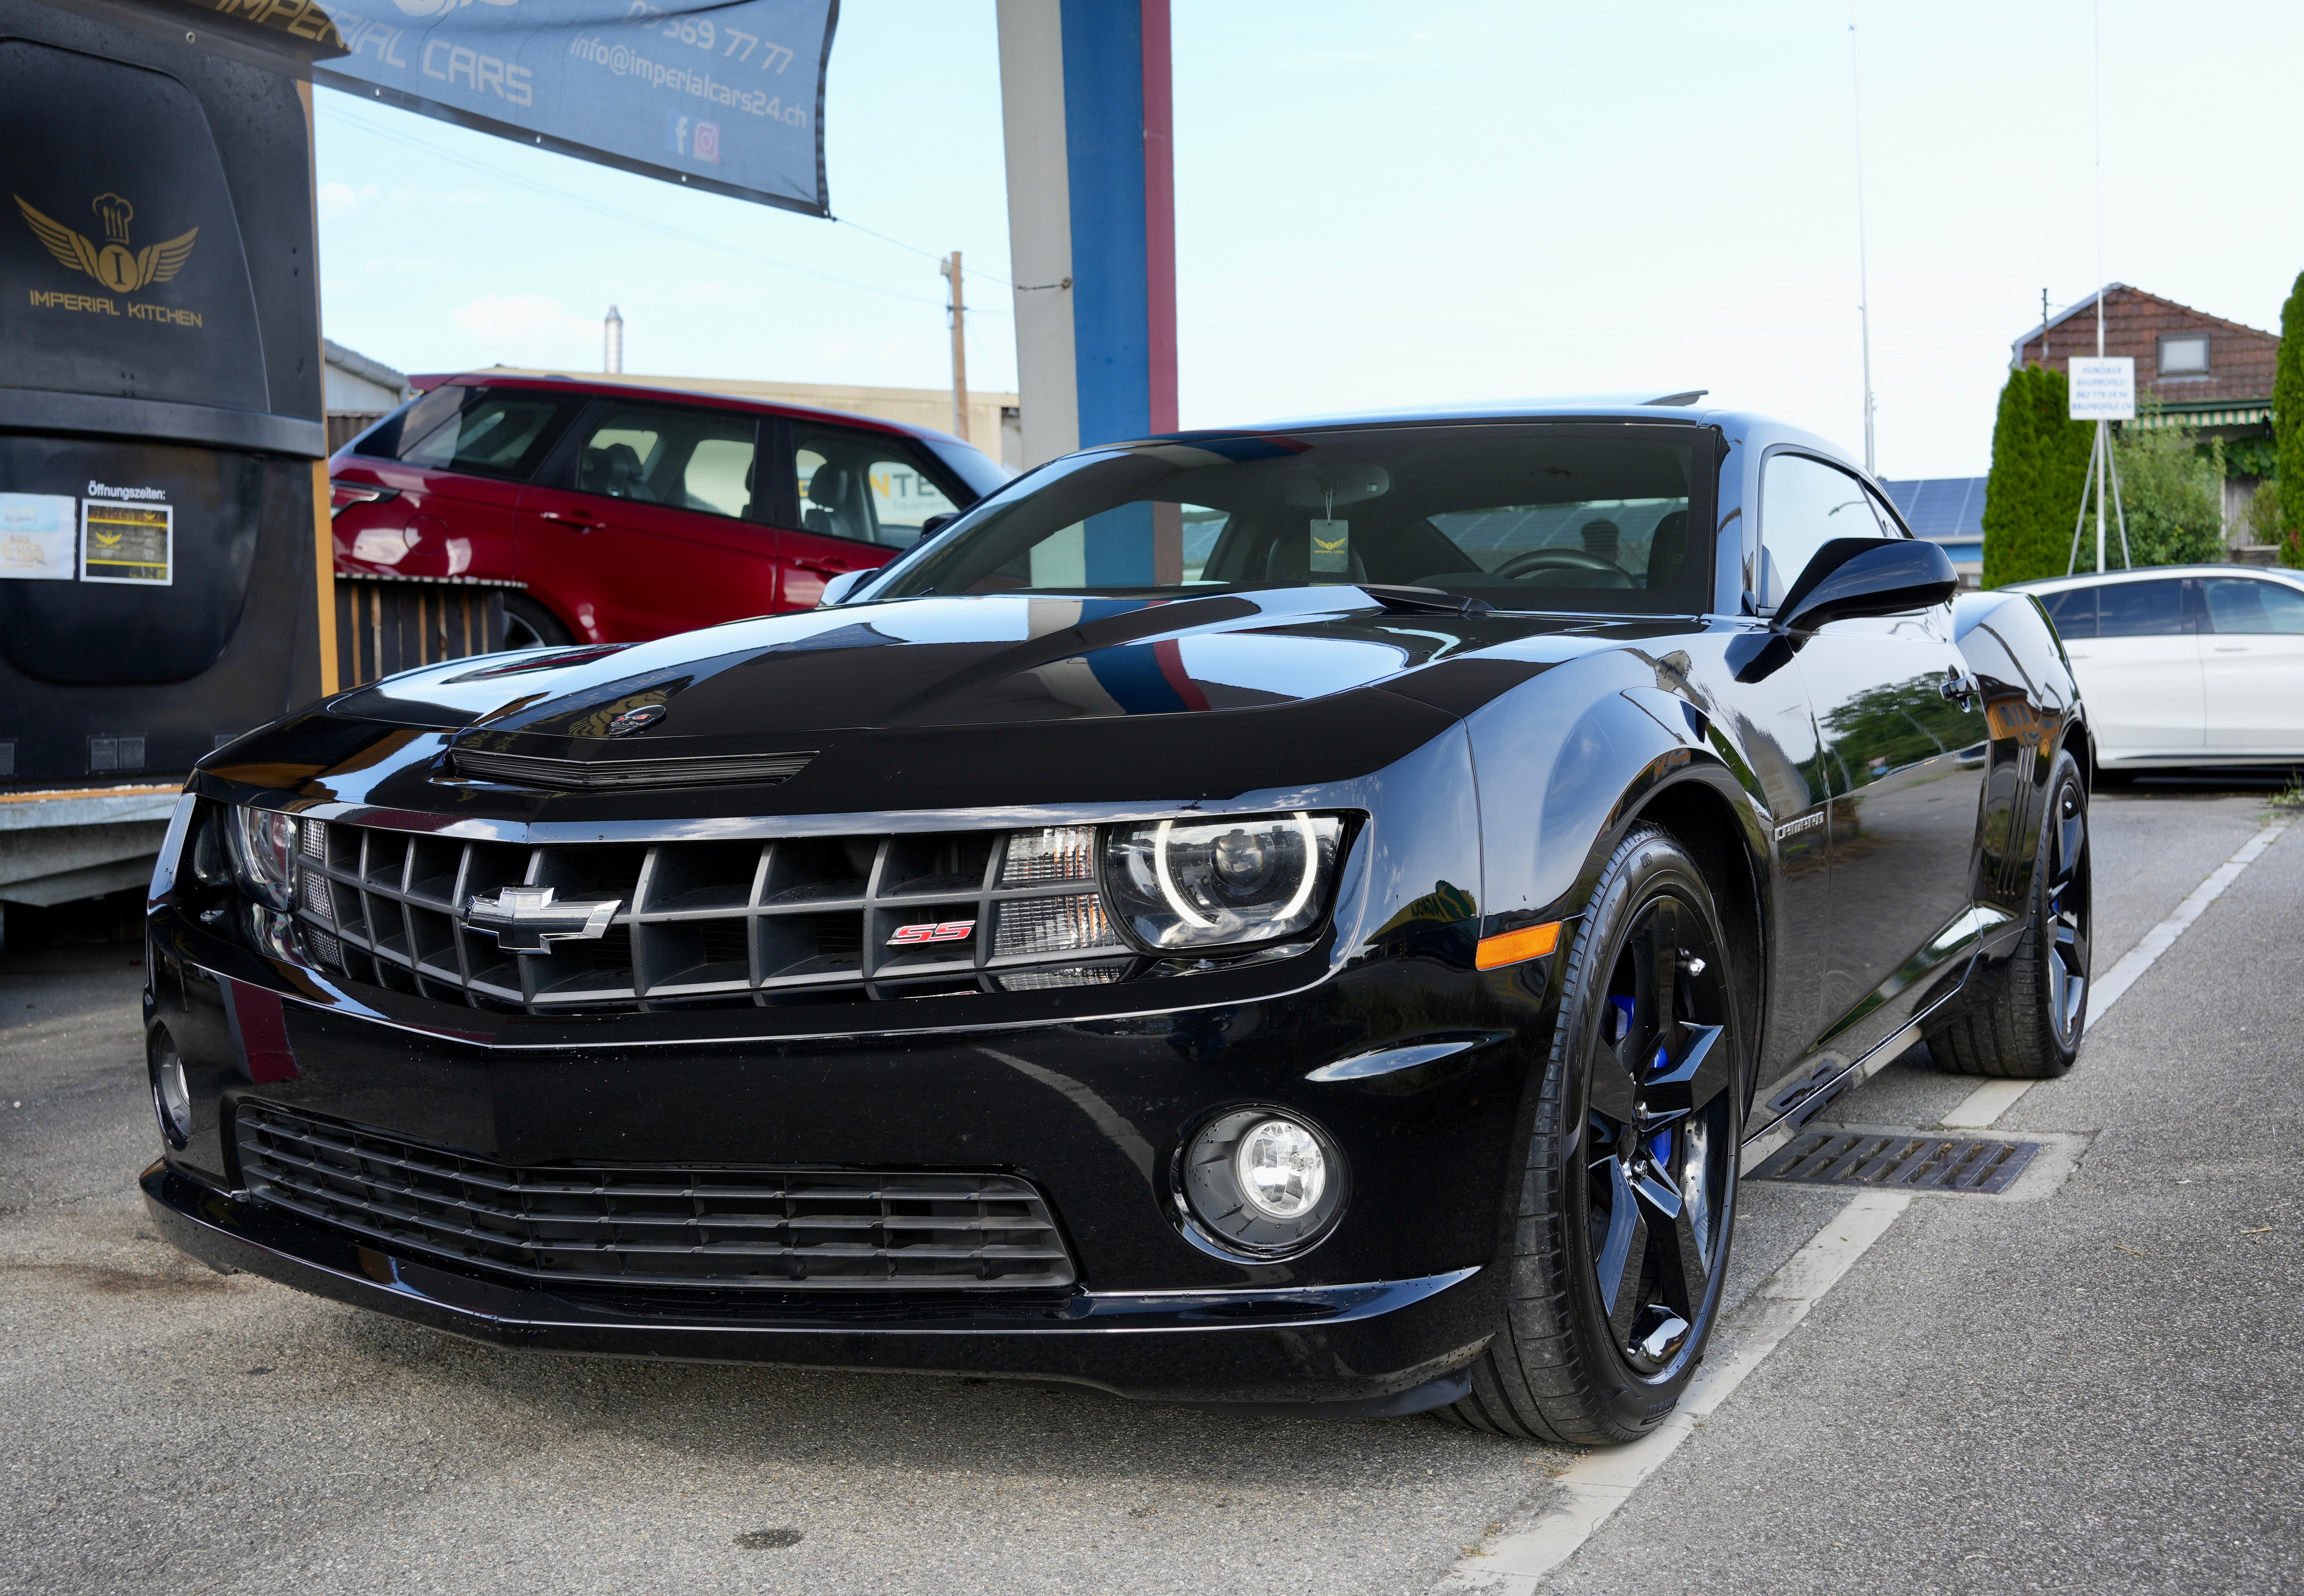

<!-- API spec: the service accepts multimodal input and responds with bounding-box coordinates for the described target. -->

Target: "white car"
[2011,564,2304,767]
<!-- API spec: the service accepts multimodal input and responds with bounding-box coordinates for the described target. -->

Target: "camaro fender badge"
[1773,811,1826,842]
[461,885,621,953]
[887,919,975,947]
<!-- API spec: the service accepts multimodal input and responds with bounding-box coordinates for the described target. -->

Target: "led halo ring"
[1105,811,1345,954]
[1150,817,1217,929]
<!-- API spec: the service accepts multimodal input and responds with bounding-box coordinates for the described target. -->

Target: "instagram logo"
[694,121,721,164]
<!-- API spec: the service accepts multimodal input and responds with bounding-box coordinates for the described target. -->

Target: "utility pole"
[941,251,971,443]
[604,305,623,374]
[1850,4,1875,474]
[2040,287,2050,365]
[2093,0,2105,573]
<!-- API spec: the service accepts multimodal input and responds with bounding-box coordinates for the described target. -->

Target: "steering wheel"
[1494,547,1628,580]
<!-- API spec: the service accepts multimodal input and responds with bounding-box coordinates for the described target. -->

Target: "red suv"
[327,374,1010,648]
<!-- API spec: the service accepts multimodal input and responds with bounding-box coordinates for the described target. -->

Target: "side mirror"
[918,511,957,540]
[1777,537,1956,633]
[817,568,872,608]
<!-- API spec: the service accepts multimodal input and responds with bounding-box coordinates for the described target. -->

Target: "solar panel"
[1879,477,1986,542]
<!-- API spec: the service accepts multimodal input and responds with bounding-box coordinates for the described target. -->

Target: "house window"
[2159,333,2210,375]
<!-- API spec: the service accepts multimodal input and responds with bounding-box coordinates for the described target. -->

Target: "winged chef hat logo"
[14,192,196,295]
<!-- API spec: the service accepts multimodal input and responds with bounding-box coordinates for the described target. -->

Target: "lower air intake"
[235,1104,1076,1290]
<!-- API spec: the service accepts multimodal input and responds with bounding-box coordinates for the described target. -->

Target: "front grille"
[236,1103,1077,1290]
[450,747,816,791]
[291,817,1132,1013]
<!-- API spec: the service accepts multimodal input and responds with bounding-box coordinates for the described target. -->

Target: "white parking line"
[1435,814,2287,1593]
[1436,1192,1911,1594]
[1942,818,2288,1130]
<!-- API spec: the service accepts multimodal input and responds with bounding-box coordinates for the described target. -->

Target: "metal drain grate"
[1751,1131,2041,1195]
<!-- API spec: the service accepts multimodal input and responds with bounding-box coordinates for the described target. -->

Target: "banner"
[303,0,838,215]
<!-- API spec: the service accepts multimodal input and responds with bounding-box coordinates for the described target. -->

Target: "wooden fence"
[334,573,515,688]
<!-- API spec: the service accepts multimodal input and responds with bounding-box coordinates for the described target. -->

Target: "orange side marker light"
[1475,920,1560,971]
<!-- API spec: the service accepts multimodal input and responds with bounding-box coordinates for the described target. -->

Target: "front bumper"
[143,1161,1489,1413]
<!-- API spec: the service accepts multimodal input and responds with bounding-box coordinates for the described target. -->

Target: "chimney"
[604,305,624,374]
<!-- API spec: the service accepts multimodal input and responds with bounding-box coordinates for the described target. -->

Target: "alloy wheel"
[2045,778,2091,1045]
[1584,892,1736,1376]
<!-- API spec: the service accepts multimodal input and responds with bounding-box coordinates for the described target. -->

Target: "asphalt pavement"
[1,788,2294,1595]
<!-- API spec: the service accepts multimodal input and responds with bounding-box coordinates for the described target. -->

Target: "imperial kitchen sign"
[182,0,838,214]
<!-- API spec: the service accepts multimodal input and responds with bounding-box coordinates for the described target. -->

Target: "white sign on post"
[2069,357,2137,421]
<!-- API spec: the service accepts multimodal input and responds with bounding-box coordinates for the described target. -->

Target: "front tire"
[1928,752,2091,1078]
[1443,826,1747,1444]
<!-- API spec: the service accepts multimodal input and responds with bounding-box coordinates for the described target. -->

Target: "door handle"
[1939,667,1981,707]
[539,511,599,532]
[791,561,843,578]
[2212,644,2249,652]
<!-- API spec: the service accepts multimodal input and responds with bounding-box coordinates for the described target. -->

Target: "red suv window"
[355,386,585,482]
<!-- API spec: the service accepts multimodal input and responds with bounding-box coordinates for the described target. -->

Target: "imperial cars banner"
[231,0,839,215]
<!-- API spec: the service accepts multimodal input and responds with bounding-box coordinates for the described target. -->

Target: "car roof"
[404,370,962,446]
[2006,564,2304,592]
[1066,400,1897,528]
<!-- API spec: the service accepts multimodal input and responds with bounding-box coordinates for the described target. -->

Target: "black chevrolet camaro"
[142,402,2092,1444]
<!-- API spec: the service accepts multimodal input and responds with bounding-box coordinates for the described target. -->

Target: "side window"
[574,403,758,518]
[391,388,584,480]
[1758,453,1891,610]
[790,428,961,547]
[2202,576,2304,634]
[2040,587,2098,642]
[2095,578,2193,637]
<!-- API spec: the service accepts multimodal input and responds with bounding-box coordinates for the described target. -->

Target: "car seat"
[804,462,865,542]
[582,442,654,501]
[1647,510,1688,587]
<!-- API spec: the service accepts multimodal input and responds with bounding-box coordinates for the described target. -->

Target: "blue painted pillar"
[997,0,1177,478]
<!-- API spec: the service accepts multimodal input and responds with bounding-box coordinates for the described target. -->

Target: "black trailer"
[0,0,501,926]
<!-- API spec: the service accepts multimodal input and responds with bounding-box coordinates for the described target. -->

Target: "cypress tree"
[1981,364,2096,586]
[2275,270,2304,565]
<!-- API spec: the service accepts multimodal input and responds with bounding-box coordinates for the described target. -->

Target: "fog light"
[1177,1108,1346,1257]
[1236,1118,1326,1220]
[150,1034,190,1149]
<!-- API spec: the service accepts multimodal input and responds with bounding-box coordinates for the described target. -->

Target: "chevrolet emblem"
[461,885,620,953]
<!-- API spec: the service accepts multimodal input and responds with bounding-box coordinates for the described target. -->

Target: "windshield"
[869,423,1708,613]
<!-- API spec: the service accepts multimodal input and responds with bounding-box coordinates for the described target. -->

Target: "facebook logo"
[664,111,691,157]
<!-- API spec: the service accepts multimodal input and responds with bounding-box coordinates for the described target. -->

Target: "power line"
[318,96,1011,314]
[835,216,1011,288]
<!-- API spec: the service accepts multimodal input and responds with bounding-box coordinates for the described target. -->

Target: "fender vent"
[450,748,816,791]
[1751,1131,2041,1195]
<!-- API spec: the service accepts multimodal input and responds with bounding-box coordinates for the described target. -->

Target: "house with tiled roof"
[2008,285,2279,547]
[2009,284,2277,433]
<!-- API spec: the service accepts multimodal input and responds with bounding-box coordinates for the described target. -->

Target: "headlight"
[1104,812,1342,950]
[224,805,300,911]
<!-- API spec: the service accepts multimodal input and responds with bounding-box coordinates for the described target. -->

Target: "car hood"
[326,589,1649,741]
[208,590,1700,816]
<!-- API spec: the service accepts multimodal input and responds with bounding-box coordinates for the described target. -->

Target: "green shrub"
[2109,405,2226,567]
[1981,366,2095,586]
[2278,270,2304,552]
[2244,476,2286,557]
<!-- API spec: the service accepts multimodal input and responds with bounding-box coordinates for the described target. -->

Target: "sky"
[314,1,2304,481]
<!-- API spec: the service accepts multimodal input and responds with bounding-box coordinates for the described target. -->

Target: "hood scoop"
[450,747,818,792]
